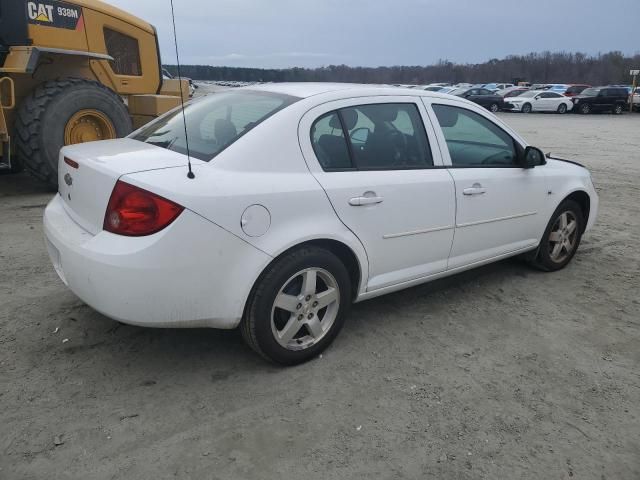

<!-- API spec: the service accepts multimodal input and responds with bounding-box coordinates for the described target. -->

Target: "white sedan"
[504,90,574,113]
[44,84,598,365]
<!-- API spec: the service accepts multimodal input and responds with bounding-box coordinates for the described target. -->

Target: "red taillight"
[103,181,184,236]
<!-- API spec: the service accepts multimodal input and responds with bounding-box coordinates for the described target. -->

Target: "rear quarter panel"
[123,107,370,297]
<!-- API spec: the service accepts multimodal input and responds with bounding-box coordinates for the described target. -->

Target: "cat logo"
[27,2,54,23]
[26,1,82,30]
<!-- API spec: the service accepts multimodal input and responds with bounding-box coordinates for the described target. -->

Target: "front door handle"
[463,183,487,196]
[349,192,384,206]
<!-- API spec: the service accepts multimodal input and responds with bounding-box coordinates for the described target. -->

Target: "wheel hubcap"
[271,268,340,351]
[64,109,116,145]
[548,211,578,263]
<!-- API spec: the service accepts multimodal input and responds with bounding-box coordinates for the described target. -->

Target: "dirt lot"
[1,112,639,479]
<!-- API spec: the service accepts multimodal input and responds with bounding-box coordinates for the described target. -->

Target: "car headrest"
[328,113,342,130]
[365,105,399,123]
[340,109,358,130]
[434,107,459,128]
[214,119,237,146]
[328,110,358,131]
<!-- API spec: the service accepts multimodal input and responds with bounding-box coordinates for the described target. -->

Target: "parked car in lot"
[564,84,590,97]
[543,84,569,94]
[504,90,574,113]
[630,87,640,111]
[483,83,514,92]
[44,84,598,365]
[450,87,505,112]
[497,87,529,98]
[571,86,629,114]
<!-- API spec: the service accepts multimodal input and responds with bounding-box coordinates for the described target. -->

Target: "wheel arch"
[558,190,591,233]
[243,237,366,323]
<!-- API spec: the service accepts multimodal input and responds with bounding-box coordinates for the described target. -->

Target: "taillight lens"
[103,180,184,236]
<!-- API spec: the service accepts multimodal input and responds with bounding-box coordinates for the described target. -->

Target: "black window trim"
[431,102,526,169]
[311,101,436,173]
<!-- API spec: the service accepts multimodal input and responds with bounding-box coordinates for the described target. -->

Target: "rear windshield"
[132,91,298,161]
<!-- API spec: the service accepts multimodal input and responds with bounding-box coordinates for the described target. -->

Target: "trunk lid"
[57,138,200,235]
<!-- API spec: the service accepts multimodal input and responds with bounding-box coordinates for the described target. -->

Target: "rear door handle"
[349,193,384,206]
[463,183,486,196]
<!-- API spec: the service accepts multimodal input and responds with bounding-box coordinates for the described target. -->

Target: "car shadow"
[64,256,536,379]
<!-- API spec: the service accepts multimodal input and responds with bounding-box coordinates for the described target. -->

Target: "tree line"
[165,51,640,85]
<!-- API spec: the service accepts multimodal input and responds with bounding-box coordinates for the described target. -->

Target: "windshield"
[517,91,538,98]
[580,88,599,97]
[132,91,298,161]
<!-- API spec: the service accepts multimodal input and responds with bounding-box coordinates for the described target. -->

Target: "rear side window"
[311,103,433,171]
[104,28,142,76]
[310,112,353,170]
[432,104,518,167]
[133,91,298,161]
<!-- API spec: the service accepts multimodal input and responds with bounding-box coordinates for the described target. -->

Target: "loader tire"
[15,78,132,188]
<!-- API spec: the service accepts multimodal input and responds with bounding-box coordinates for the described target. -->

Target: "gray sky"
[109,0,640,68]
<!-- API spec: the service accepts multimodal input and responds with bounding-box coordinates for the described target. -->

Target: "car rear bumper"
[43,194,271,329]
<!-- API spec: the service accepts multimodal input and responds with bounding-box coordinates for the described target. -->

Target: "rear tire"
[531,200,584,272]
[613,103,623,115]
[241,246,351,365]
[15,78,132,188]
[557,103,567,114]
[522,103,532,113]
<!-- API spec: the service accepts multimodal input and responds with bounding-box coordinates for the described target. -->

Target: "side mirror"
[522,146,546,168]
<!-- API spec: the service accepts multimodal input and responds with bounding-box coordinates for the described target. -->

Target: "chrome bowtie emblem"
[64,173,73,186]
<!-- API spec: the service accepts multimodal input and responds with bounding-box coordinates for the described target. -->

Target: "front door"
[299,98,456,291]
[427,101,549,269]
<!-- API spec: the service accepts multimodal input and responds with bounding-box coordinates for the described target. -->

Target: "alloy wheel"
[548,211,578,263]
[270,268,340,351]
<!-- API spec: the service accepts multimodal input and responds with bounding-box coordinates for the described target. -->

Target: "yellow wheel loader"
[0,0,189,187]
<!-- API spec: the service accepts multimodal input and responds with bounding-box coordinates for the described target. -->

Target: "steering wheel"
[481,151,513,165]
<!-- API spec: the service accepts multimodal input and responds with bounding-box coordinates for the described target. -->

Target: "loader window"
[104,28,142,76]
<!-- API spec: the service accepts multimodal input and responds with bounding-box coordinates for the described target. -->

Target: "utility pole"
[630,69,639,113]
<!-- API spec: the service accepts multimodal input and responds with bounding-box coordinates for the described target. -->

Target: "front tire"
[522,103,532,113]
[241,247,352,365]
[489,103,500,113]
[15,78,132,188]
[613,103,624,115]
[532,200,584,272]
[579,103,591,114]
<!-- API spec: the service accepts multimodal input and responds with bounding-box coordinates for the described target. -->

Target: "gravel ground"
[1,112,639,479]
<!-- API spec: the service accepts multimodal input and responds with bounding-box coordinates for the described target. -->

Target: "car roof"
[240,82,458,100]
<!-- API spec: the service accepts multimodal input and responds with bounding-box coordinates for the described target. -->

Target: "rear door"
[538,92,561,111]
[298,97,456,291]
[424,99,549,269]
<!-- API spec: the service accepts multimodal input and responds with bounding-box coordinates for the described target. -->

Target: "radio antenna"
[169,0,195,179]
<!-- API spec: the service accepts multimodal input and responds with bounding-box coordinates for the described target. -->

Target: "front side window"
[432,104,518,167]
[104,28,142,76]
[133,91,298,161]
